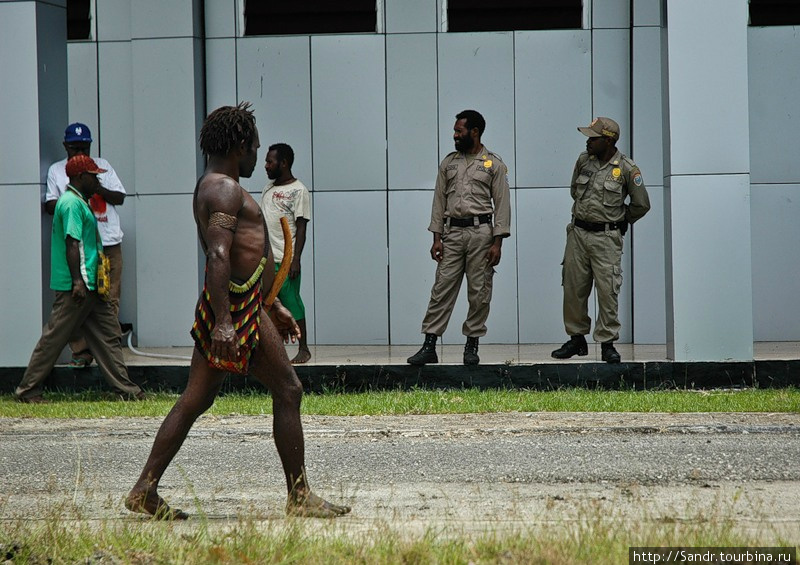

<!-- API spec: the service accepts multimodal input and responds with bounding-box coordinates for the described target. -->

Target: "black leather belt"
[446,214,492,228]
[573,217,623,232]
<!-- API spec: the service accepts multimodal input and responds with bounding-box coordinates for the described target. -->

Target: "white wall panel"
[132,38,203,195]
[311,36,386,191]
[437,33,515,182]
[388,191,439,344]
[96,0,130,42]
[634,0,662,26]
[205,0,236,38]
[518,188,593,343]
[131,0,198,39]
[631,185,665,343]
[67,43,98,128]
[97,42,134,192]
[135,194,198,346]
[0,187,44,366]
[664,0,749,175]
[632,26,663,183]
[205,38,237,112]
[593,0,630,29]
[0,2,40,185]
[748,28,800,184]
[592,30,630,156]
[386,34,439,190]
[385,0,437,33]
[514,31,591,188]
[236,36,312,194]
[751,184,800,341]
[666,174,753,360]
[313,191,388,344]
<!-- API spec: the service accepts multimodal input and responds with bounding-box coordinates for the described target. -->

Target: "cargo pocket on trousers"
[480,267,495,304]
[612,265,623,296]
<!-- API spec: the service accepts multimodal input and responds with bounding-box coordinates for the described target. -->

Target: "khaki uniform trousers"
[15,289,141,400]
[561,223,624,343]
[421,223,495,337]
[70,243,122,355]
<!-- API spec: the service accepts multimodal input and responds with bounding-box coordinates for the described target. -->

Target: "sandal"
[68,351,93,369]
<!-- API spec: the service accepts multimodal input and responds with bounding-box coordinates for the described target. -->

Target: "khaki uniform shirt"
[428,145,511,238]
[570,150,650,224]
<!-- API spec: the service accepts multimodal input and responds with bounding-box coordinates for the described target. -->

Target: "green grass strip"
[1,387,797,418]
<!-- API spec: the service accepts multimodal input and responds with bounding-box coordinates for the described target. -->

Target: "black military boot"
[601,341,621,364]
[463,336,480,366]
[551,335,588,359]
[407,333,438,365]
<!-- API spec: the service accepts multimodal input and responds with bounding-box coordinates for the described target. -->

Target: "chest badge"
[483,159,493,169]
[612,167,621,179]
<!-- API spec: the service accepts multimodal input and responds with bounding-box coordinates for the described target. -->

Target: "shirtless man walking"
[125,103,350,519]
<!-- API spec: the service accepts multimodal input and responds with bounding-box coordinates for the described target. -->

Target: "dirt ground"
[1,412,798,541]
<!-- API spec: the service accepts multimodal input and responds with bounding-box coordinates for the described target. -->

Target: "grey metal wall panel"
[593,0,630,29]
[751,184,800,341]
[131,0,198,39]
[236,36,312,195]
[631,185,665,343]
[385,0,437,33]
[205,0,236,38]
[205,39,238,112]
[664,0,749,176]
[437,33,515,182]
[311,35,387,191]
[97,42,134,193]
[634,0,662,27]
[0,2,40,185]
[96,0,131,42]
[386,34,439,190]
[666,174,753,360]
[748,27,800,184]
[514,31,591,188]
[313,191,388,344]
[518,187,587,343]
[67,43,99,129]
[132,38,203,195]
[592,29,631,156]
[632,26,663,183]
[135,194,198,346]
[1,188,44,366]
[388,190,439,344]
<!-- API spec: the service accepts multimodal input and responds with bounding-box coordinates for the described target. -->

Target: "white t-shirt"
[260,179,311,262]
[46,157,126,246]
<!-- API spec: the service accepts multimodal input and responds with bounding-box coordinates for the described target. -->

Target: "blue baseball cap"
[64,123,92,143]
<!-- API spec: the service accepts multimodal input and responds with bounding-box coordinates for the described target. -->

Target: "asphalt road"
[1,412,798,539]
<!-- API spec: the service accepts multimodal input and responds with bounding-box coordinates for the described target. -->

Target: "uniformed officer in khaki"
[552,117,650,363]
[408,110,511,366]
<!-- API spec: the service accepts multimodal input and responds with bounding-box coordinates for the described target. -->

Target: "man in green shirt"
[15,155,143,403]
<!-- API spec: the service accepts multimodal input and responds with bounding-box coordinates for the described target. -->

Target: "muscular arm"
[200,179,244,360]
[66,236,88,301]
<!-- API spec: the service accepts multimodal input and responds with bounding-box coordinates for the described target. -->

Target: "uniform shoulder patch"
[631,167,644,187]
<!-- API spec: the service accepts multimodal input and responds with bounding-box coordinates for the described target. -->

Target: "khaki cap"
[577,117,620,140]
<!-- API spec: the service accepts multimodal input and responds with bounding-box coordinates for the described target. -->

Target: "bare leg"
[291,318,311,364]
[125,349,225,519]
[249,308,350,517]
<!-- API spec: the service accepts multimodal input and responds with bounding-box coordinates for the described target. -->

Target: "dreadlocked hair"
[199,102,257,157]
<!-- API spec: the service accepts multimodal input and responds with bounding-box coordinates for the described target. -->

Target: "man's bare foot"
[125,489,189,520]
[286,492,351,518]
[291,348,311,364]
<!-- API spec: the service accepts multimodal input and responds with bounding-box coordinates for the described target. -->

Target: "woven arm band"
[208,211,238,232]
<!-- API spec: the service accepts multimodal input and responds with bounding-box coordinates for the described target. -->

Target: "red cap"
[66,154,107,178]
